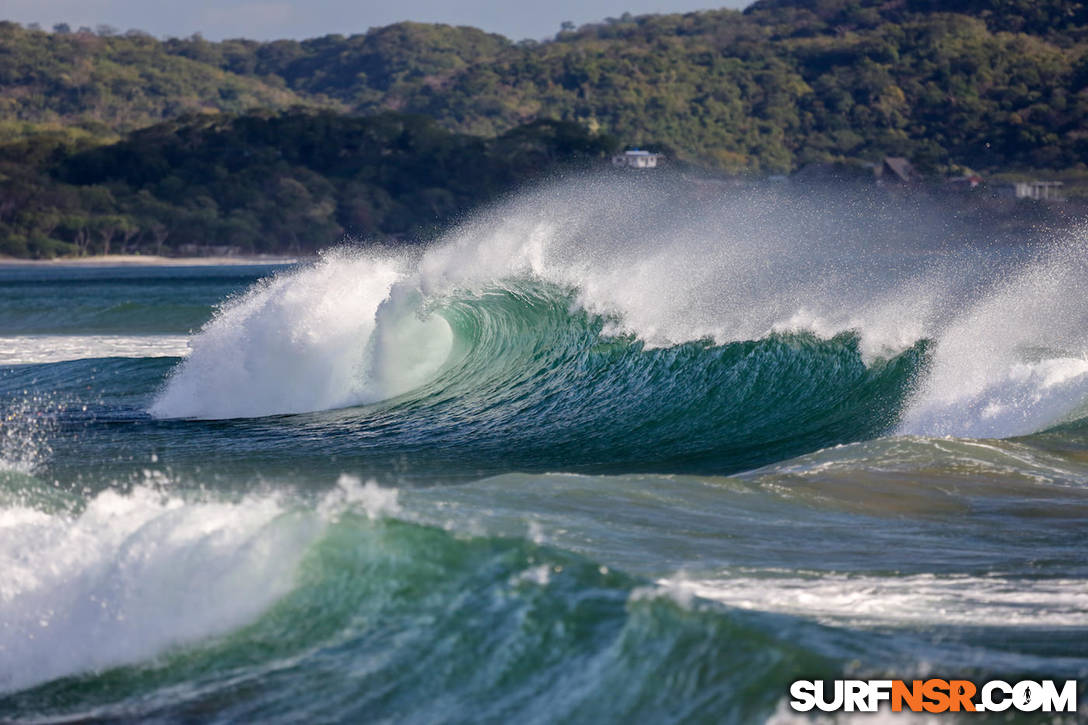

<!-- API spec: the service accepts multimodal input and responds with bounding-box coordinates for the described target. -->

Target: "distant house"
[880,157,921,184]
[612,149,664,169]
[1014,180,1064,201]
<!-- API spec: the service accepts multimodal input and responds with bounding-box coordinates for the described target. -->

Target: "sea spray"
[899,233,1088,437]
[0,393,58,475]
[150,249,453,419]
[151,178,1088,442]
[152,180,959,422]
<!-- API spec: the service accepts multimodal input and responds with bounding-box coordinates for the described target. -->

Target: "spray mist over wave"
[150,176,1088,442]
[898,236,1088,437]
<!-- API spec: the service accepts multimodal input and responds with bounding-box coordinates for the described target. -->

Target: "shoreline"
[0,254,303,268]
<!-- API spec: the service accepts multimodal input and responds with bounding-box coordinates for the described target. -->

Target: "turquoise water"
[1,184,1087,722]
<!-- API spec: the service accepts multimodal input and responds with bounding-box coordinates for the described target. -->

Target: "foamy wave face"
[663,572,1088,628]
[0,486,324,693]
[900,237,1088,437]
[150,250,453,419]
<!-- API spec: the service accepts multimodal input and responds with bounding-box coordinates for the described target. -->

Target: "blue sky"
[3,1,751,41]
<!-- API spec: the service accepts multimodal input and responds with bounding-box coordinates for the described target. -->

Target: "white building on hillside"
[612,149,664,169]
[1014,180,1064,201]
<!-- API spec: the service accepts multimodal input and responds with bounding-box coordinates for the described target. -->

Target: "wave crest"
[151,181,1088,459]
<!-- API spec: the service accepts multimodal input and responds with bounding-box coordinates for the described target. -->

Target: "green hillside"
[0,22,320,140]
[0,110,617,258]
[5,1,1086,173]
[2,0,1087,258]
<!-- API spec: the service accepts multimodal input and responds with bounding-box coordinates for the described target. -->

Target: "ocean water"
[1,181,1087,722]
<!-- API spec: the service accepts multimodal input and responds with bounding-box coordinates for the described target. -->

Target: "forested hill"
[3,0,1088,173]
[0,111,618,258]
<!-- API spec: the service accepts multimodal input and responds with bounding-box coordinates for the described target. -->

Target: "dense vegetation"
[0,110,617,258]
[0,24,313,141]
[2,0,1087,257]
[4,0,1088,174]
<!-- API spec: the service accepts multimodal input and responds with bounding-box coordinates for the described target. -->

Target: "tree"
[147,221,170,255]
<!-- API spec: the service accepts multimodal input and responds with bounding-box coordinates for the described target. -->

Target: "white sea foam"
[0,472,410,694]
[319,474,401,520]
[0,335,190,365]
[0,486,325,694]
[663,571,1088,628]
[150,249,452,419]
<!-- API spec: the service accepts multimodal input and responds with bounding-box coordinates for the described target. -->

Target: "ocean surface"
[1,182,1087,722]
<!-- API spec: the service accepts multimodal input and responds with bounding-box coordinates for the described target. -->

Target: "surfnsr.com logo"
[789,679,1078,714]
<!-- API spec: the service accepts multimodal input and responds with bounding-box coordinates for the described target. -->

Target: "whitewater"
[1,178,1087,722]
[153,181,1088,439]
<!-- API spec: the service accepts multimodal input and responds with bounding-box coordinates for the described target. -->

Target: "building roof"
[882,157,918,183]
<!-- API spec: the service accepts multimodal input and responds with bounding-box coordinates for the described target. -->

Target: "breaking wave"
[151,181,1088,467]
